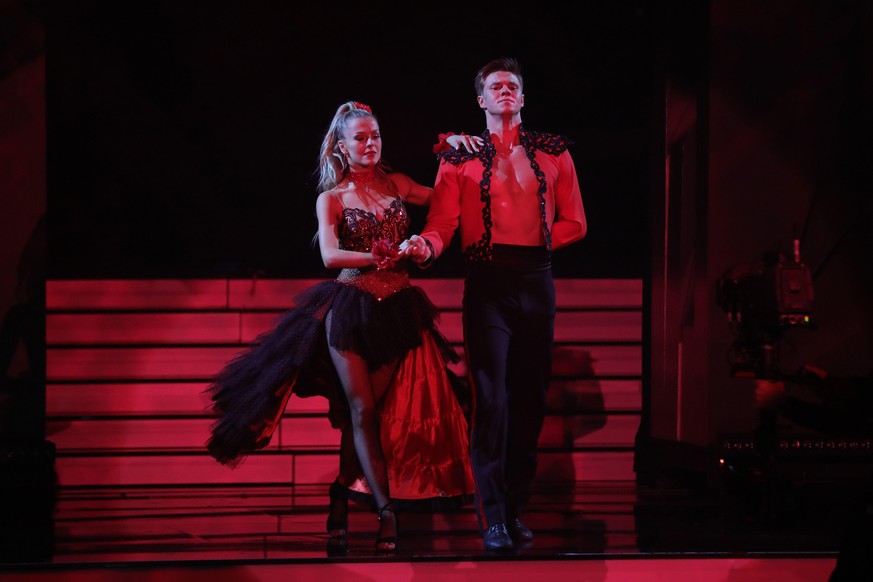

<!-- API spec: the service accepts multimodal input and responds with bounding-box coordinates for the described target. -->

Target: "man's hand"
[398,235,431,263]
[755,379,787,410]
[802,364,828,379]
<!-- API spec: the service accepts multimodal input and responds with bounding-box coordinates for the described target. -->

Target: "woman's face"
[339,116,382,170]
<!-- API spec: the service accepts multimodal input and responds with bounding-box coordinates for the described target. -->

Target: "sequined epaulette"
[437,126,571,264]
[520,129,572,155]
[437,147,479,165]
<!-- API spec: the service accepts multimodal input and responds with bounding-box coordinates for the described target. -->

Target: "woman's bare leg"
[326,312,398,547]
[337,424,360,487]
[367,359,399,546]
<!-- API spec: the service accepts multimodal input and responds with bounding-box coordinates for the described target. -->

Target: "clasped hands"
[371,235,430,270]
[397,235,431,263]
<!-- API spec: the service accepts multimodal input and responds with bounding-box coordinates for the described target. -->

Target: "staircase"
[45,278,642,488]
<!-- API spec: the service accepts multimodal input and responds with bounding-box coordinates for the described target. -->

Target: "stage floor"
[0,480,848,568]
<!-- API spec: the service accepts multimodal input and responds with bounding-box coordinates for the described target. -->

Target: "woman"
[205,101,474,552]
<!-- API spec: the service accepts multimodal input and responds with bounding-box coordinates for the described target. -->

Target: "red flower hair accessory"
[354,101,372,113]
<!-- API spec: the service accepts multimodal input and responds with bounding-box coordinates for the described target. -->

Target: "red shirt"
[422,129,587,263]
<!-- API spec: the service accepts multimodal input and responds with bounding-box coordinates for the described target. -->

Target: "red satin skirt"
[343,330,475,508]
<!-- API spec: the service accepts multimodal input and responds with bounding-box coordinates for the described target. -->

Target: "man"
[755,366,873,581]
[403,57,587,550]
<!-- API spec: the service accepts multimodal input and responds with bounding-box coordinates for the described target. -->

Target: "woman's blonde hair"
[316,101,389,193]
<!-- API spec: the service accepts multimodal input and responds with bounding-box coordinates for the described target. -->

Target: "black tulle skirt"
[205,278,459,467]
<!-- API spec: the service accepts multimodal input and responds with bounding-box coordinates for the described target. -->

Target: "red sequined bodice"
[339,196,408,252]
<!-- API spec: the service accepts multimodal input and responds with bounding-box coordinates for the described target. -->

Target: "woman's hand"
[446,133,484,153]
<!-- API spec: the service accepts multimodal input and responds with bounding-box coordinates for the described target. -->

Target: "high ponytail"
[316,101,389,193]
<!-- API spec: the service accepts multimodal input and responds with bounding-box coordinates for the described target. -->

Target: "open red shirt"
[421,129,587,263]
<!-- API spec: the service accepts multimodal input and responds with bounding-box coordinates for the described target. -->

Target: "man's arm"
[551,150,587,250]
[756,372,873,438]
[419,160,462,260]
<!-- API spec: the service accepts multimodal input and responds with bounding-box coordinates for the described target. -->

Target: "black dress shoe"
[483,523,514,550]
[509,517,533,542]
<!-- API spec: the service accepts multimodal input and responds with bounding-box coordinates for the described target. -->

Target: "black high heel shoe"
[376,502,398,552]
[326,480,348,538]
[325,481,349,556]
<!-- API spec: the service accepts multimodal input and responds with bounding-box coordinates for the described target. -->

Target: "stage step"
[45,278,643,487]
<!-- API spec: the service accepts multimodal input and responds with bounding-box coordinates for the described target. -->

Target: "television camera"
[716,239,815,380]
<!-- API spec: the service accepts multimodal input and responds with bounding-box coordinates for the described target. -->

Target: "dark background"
[46,0,655,280]
[4,1,873,560]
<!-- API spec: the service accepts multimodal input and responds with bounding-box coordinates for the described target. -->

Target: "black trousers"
[462,244,555,530]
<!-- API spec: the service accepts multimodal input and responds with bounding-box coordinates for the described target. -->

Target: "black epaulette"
[437,148,480,165]
[521,129,572,155]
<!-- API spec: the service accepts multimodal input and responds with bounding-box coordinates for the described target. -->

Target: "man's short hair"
[474,57,523,96]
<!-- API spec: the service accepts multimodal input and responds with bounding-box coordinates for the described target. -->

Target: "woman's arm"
[389,135,474,206]
[389,173,433,206]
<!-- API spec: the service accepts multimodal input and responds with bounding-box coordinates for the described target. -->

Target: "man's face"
[478,71,524,116]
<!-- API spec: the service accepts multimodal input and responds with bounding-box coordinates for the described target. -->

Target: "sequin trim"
[437,126,571,263]
[336,268,411,301]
